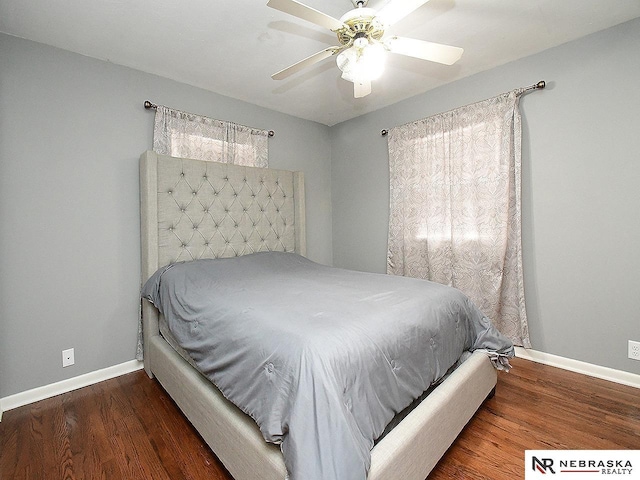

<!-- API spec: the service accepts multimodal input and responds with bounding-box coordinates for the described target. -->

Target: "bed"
[139,150,509,480]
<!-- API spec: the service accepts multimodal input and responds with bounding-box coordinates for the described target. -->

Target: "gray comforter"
[142,252,513,480]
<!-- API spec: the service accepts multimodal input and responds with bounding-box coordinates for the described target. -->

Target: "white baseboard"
[0,359,144,422]
[515,347,640,389]
[2,350,637,422]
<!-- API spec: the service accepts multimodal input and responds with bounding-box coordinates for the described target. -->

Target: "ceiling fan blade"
[385,36,463,65]
[354,79,372,98]
[267,0,347,31]
[272,47,339,80]
[376,0,431,27]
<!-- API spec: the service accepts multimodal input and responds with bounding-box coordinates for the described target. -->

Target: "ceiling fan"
[267,0,463,98]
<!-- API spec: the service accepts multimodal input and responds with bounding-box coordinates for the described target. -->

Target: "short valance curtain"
[387,90,531,347]
[153,105,269,168]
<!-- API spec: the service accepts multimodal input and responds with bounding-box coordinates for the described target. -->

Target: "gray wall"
[0,34,332,398]
[2,17,639,401]
[331,18,640,375]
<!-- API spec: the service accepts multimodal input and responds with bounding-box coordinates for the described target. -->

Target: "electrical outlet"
[62,348,75,367]
[629,340,640,361]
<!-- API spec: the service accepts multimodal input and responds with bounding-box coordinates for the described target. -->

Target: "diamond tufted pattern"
[155,155,298,266]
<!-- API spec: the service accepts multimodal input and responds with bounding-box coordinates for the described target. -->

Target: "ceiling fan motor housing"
[336,8,384,47]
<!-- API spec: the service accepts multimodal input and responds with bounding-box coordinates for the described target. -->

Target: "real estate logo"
[532,456,556,474]
[525,451,640,479]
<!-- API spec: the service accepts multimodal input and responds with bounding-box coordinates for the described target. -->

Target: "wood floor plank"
[1,357,638,479]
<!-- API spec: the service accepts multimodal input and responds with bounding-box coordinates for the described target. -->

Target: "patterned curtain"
[387,90,531,347]
[153,105,269,168]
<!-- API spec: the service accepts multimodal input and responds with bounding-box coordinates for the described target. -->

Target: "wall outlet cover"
[629,340,640,361]
[62,348,75,367]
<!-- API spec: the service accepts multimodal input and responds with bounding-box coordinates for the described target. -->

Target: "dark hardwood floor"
[1,358,639,479]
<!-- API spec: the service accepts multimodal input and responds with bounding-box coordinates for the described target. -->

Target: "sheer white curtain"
[153,105,269,168]
[387,90,530,347]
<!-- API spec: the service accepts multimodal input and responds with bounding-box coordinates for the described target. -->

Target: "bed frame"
[139,150,497,480]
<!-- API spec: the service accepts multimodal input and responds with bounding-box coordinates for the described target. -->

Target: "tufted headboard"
[139,150,306,374]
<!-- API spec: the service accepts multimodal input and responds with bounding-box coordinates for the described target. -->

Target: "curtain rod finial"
[144,100,156,109]
[381,129,388,136]
[536,80,545,89]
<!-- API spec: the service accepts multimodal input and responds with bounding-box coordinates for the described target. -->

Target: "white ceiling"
[2,0,639,126]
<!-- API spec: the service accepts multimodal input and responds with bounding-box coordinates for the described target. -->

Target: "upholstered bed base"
[139,151,497,480]
[148,332,496,480]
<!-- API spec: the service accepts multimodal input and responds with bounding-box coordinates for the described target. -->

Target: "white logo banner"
[525,451,640,479]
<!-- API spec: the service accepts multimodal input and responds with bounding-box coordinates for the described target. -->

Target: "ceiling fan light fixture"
[353,36,368,49]
[336,41,385,84]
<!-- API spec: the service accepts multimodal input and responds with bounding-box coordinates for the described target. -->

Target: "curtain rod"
[144,100,275,137]
[380,80,546,136]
